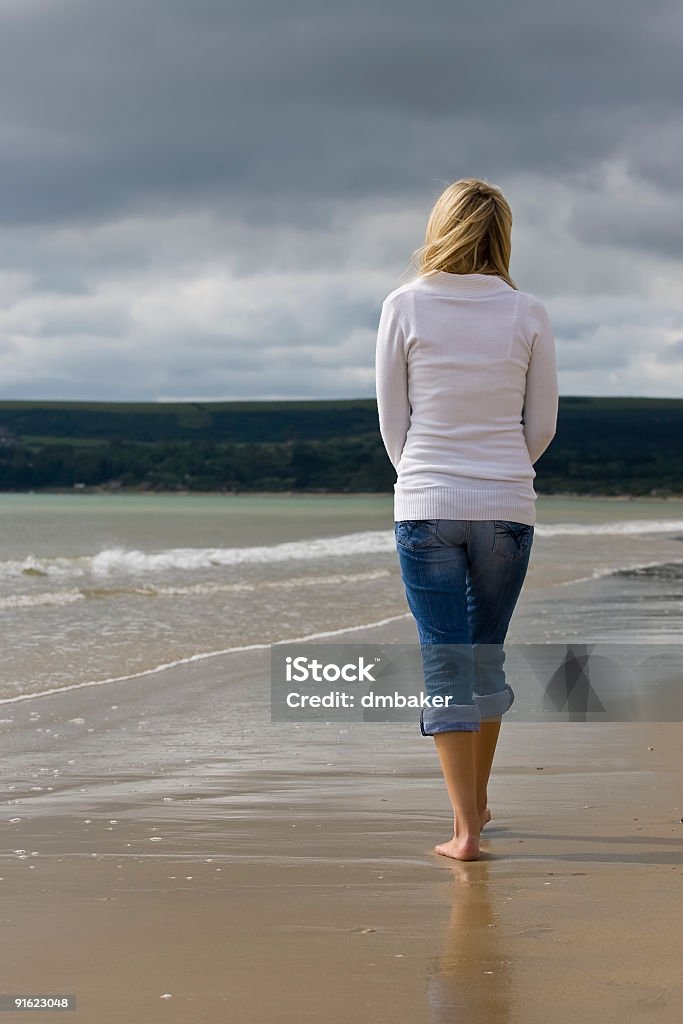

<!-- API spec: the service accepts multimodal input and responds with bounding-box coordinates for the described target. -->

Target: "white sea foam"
[142,568,391,597]
[535,519,683,537]
[88,532,399,574]
[0,589,86,610]
[1,554,90,578]
[0,531,397,579]
[0,570,393,611]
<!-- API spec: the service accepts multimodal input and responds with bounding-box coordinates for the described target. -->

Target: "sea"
[0,493,682,704]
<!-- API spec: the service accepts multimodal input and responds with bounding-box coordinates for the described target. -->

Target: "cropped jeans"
[394,519,534,736]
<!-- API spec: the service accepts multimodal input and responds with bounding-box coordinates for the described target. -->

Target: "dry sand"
[2,617,683,1023]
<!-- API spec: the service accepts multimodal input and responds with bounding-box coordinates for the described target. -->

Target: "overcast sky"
[1,0,682,401]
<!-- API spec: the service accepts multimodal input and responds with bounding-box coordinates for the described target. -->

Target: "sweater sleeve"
[375,298,411,471]
[523,297,559,464]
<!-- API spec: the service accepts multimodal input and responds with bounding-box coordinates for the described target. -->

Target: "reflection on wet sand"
[426,860,512,1023]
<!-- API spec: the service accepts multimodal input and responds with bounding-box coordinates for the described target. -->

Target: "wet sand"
[2,610,683,1023]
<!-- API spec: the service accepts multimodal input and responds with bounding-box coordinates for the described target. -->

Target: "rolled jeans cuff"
[474,684,515,721]
[420,704,481,736]
[419,685,515,735]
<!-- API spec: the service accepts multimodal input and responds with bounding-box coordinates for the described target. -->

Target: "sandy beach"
[2,493,683,1021]
[2,609,683,1023]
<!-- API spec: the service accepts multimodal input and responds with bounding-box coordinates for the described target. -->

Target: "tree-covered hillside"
[0,397,680,495]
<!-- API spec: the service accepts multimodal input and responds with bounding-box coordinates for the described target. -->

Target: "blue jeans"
[394,519,534,736]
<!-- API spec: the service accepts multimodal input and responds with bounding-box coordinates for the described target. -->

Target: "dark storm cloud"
[0,0,682,400]
[1,0,681,225]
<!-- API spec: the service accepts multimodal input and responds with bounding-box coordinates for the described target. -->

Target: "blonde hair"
[408,177,517,290]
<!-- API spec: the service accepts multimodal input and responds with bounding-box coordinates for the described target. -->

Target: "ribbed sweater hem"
[394,485,537,526]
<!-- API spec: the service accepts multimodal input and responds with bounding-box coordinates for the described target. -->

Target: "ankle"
[456,812,482,835]
[459,828,480,842]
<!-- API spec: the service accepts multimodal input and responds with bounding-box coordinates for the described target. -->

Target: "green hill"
[0,397,680,495]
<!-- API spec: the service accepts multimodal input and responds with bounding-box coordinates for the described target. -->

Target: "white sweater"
[375,271,558,526]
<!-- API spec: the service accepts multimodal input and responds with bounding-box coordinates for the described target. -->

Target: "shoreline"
[1,487,682,501]
[2,620,682,1021]
[2,494,683,708]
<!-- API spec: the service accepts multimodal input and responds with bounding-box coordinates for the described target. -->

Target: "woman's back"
[375,269,558,526]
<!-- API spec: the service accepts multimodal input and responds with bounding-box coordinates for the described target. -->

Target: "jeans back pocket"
[492,520,534,561]
[394,519,441,551]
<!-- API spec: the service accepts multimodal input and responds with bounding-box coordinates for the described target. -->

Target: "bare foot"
[434,834,480,861]
[439,807,491,860]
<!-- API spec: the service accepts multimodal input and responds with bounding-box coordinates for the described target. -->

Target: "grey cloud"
[0,0,682,400]
[657,338,683,363]
[568,181,683,258]
[0,0,681,225]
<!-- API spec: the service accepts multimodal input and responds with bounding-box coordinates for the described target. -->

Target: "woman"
[375,177,558,862]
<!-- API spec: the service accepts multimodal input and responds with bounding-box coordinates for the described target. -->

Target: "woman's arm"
[523,298,559,464]
[375,298,411,471]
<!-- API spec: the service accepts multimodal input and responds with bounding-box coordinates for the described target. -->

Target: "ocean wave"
[535,519,683,537]
[0,589,86,610]
[612,560,683,580]
[1,519,682,581]
[0,532,396,579]
[0,569,393,611]
[557,556,683,586]
[2,554,90,578]
[142,568,391,597]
